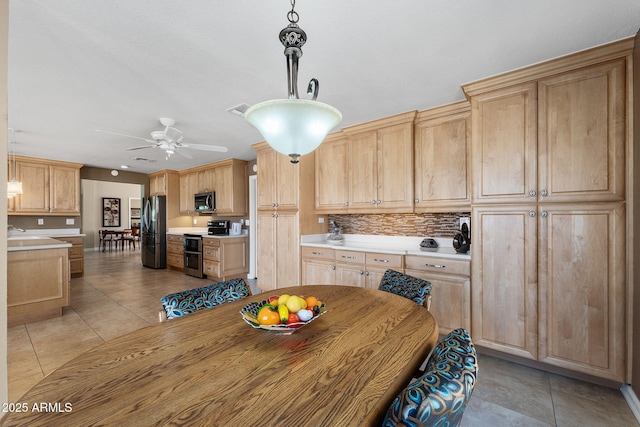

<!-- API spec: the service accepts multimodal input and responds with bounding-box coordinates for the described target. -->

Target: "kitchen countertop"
[7,236,73,252]
[301,234,471,260]
[167,227,248,239]
[8,228,86,238]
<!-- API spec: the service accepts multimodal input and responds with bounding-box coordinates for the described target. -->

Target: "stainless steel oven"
[183,234,203,278]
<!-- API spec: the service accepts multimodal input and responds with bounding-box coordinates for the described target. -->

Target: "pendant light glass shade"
[245,99,342,161]
[7,128,23,198]
[7,179,23,197]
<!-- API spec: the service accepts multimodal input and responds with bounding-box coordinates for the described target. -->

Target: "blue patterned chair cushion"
[382,328,478,427]
[379,269,432,307]
[161,278,251,320]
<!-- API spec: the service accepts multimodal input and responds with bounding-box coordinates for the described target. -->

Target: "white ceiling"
[7,0,640,174]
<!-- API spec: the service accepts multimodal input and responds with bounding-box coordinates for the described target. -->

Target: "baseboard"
[621,384,640,423]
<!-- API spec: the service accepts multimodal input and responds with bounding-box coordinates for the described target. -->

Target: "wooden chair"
[122,229,136,249]
[100,230,116,252]
[382,328,478,427]
[379,269,432,309]
[159,278,252,321]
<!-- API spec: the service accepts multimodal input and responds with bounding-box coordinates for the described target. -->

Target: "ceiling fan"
[96,118,228,159]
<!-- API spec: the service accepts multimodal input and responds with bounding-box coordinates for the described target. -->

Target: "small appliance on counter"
[327,220,343,241]
[229,222,242,235]
[208,220,229,235]
[419,238,439,251]
[453,220,471,254]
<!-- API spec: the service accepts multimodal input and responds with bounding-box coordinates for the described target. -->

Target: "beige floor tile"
[552,388,639,427]
[460,396,555,427]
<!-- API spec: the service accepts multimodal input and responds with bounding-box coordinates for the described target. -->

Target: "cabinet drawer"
[405,255,470,277]
[167,242,184,255]
[69,258,84,274]
[335,250,365,264]
[204,259,221,277]
[167,253,184,269]
[203,247,219,261]
[365,252,403,270]
[167,234,183,243]
[203,238,220,248]
[301,246,335,261]
[68,246,83,258]
[57,237,83,245]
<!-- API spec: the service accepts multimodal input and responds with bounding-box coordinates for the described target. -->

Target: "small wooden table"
[0,285,438,426]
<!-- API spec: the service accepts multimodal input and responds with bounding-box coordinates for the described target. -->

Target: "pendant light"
[7,128,23,198]
[245,0,342,164]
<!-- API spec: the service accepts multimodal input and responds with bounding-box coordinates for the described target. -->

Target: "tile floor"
[7,249,640,426]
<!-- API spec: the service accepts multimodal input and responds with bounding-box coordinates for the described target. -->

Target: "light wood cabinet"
[464,39,632,382]
[414,101,470,212]
[197,168,215,193]
[343,112,416,213]
[179,172,198,215]
[214,159,248,216]
[405,254,471,335]
[257,210,300,291]
[314,133,350,212]
[538,203,626,381]
[166,234,184,270]
[56,236,84,277]
[256,148,299,210]
[9,156,82,215]
[203,236,248,281]
[333,250,403,289]
[301,247,336,285]
[149,172,167,196]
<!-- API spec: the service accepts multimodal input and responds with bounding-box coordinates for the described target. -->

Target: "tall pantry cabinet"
[253,142,325,291]
[463,38,633,382]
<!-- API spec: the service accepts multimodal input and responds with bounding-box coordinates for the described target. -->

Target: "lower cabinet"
[166,234,184,270]
[472,203,626,381]
[405,255,471,336]
[203,237,248,281]
[56,236,84,277]
[301,247,335,285]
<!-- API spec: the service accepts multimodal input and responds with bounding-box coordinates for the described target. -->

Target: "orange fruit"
[305,296,319,309]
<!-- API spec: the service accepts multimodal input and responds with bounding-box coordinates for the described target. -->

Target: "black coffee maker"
[453,221,471,254]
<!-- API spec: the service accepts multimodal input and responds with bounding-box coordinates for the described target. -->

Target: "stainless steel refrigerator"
[141,195,167,269]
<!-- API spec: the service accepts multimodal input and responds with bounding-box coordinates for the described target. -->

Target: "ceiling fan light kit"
[244,0,342,164]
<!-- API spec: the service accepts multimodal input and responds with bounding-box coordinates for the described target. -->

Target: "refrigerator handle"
[142,198,151,233]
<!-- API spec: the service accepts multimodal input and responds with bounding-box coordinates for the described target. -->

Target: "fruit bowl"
[240,301,328,335]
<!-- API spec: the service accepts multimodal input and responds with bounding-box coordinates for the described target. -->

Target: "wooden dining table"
[0,285,438,427]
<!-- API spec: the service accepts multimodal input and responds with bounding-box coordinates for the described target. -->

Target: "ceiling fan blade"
[174,148,193,159]
[125,144,157,151]
[182,143,228,153]
[96,129,155,143]
[164,127,184,143]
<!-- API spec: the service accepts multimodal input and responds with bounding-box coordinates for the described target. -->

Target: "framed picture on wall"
[102,197,121,227]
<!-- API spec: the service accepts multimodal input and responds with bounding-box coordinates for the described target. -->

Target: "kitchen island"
[7,236,71,326]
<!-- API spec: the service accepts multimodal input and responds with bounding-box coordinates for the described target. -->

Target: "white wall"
[1,0,9,415]
[81,179,142,249]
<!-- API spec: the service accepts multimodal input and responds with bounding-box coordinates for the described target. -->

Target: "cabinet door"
[471,83,537,203]
[275,152,299,210]
[50,165,80,214]
[315,136,350,212]
[348,131,378,211]
[472,205,538,360]
[414,106,470,211]
[538,203,626,381]
[257,149,277,209]
[197,168,215,193]
[335,264,366,287]
[302,259,336,285]
[179,174,191,214]
[257,211,277,291]
[364,267,387,290]
[376,122,414,211]
[538,60,626,203]
[405,269,471,335]
[274,211,300,288]
[150,174,166,196]
[214,165,234,215]
[15,161,50,213]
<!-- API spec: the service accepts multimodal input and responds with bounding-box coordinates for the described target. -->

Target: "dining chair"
[160,278,252,321]
[100,230,115,252]
[382,328,478,427]
[379,269,432,309]
[122,229,136,249]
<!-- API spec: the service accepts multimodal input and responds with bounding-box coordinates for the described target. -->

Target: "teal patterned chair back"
[379,269,432,307]
[161,278,251,320]
[382,328,478,427]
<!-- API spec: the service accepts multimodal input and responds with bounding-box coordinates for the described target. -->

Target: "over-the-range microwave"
[194,192,216,213]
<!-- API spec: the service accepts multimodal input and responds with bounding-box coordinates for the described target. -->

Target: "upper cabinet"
[315,111,416,214]
[179,172,198,215]
[8,156,82,216]
[414,101,471,212]
[256,147,299,211]
[464,42,629,204]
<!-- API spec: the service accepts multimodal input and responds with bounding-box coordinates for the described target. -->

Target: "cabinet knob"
[359,270,365,275]
[377,200,381,205]
[529,210,536,217]
[415,199,420,203]
[540,189,548,197]
[332,266,336,271]
[541,211,548,217]
[365,271,370,276]
[371,200,377,204]
[344,201,349,206]
[529,190,536,197]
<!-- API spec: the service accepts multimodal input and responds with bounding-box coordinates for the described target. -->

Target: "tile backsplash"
[328,213,470,237]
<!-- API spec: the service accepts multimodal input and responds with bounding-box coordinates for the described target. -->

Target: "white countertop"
[167,227,248,238]
[7,236,73,252]
[8,228,86,238]
[301,234,471,260]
